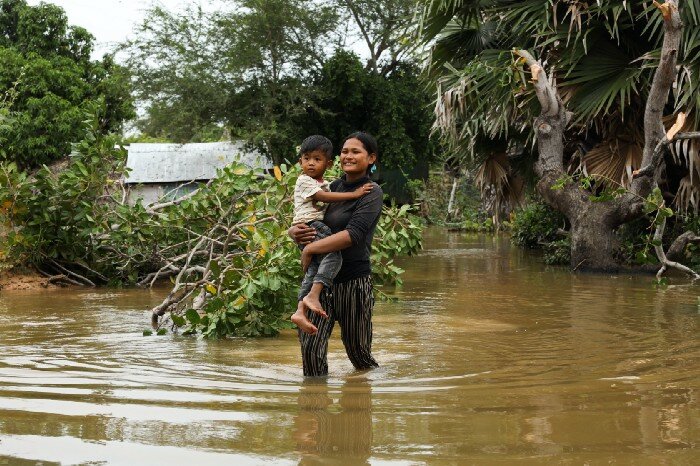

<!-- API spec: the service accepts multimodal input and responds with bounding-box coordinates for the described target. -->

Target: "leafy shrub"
[0,121,127,277]
[372,203,423,287]
[511,201,567,249]
[0,125,424,337]
[543,238,571,265]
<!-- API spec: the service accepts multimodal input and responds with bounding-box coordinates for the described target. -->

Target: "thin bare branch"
[49,259,96,287]
[653,217,700,280]
[634,0,682,195]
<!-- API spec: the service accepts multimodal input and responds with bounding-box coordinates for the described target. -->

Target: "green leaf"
[185,308,201,324]
[171,314,186,327]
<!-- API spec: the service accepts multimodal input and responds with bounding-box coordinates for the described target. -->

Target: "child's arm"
[311,183,372,203]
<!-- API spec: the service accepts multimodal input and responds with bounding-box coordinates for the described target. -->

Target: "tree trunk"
[447,177,458,216]
[569,209,620,272]
[513,2,685,273]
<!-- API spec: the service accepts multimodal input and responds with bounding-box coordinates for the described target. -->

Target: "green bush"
[371,203,423,287]
[0,118,127,276]
[511,200,569,265]
[511,201,567,249]
[0,125,424,337]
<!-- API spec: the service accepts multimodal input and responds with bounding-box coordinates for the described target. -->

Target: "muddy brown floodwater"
[0,229,698,465]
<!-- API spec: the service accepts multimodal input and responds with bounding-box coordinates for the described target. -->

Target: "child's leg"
[291,300,318,335]
[302,282,326,317]
[296,220,336,318]
[302,221,342,315]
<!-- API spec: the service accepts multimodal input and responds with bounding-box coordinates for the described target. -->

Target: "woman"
[289,132,383,377]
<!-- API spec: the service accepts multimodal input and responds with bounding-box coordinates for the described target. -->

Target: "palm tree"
[422,0,700,272]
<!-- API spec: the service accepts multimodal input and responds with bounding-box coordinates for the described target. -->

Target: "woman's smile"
[340,138,376,181]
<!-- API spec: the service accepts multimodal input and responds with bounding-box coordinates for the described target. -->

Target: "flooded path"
[0,229,698,464]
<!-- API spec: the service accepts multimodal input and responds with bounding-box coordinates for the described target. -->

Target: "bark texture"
[515,1,687,272]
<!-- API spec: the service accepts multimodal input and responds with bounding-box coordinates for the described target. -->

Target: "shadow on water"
[0,228,697,464]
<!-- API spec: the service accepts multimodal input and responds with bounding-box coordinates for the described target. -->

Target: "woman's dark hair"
[343,131,378,173]
[299,135,333,159]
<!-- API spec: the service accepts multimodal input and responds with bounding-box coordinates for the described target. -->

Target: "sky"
[26,0,229,58]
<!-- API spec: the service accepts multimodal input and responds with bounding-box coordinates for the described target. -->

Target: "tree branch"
[514,49,585,216]
[49,259,96,287]
[633,118,700,180]
[513,50,559,117]
[343,0,378,73]
[633,0,682,196]
[652,217,700,280]
[146,179,212,214]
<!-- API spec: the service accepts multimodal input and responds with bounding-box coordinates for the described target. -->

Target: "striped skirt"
[298,275,379,377]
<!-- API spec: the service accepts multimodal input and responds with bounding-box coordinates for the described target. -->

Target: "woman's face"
[340,138,376,178]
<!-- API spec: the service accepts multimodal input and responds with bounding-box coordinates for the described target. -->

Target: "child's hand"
[301,248,312,273]
[352,183,373,198]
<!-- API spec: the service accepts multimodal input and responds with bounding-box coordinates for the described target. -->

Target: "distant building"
[124,142,272,206]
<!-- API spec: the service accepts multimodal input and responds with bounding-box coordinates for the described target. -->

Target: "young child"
[290,135,372,335]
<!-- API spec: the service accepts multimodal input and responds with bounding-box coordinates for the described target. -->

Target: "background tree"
[338,0,419,76]
[0,0,134,169]
[422,0,700,271]
[124,0,437,184]
[299,50,435,198]
[123,0,340,163]
[121,5,229,142]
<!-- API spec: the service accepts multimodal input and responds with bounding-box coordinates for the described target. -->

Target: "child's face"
[299,150,332,179]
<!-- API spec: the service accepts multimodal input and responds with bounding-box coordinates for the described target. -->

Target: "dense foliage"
[301,51,435,171]
[0,125,423,337]
[422,0,700,152]
[0,0,134,169]
[122,1,436,176]
[511,201,570,266]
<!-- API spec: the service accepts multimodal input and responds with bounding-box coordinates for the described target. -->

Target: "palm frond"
[674,176,700,214]
[475,152,525,224]
[577,137,642,188]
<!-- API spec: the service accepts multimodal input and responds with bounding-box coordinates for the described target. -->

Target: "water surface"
[0,229,698,464]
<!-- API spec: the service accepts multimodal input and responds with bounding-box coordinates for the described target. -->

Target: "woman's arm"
[301,231,352,271]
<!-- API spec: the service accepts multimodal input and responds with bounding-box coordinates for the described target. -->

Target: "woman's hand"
[301,248,312,273]
[288,223,316,245]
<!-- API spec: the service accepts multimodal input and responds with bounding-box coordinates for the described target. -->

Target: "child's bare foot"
[291,310,317,335]
[302,294,327,318]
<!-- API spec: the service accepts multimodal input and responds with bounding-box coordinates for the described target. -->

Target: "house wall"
[127,182,202,207]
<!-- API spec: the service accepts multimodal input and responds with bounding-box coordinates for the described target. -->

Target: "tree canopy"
[123,0,435,172]
[422,0,700,214]
[0,0,134,169]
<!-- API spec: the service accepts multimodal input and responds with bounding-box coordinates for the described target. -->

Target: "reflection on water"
[0,228,698,464]
[294,379,372,465]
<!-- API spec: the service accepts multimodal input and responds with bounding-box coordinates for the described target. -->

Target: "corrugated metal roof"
[124,141,273,184]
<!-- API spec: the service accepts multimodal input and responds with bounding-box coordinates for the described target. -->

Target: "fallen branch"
[49,259,96,287]
[145,179,213,214]
[36,267,83,287]
[652,217,700,280]
[69,260,108,283]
